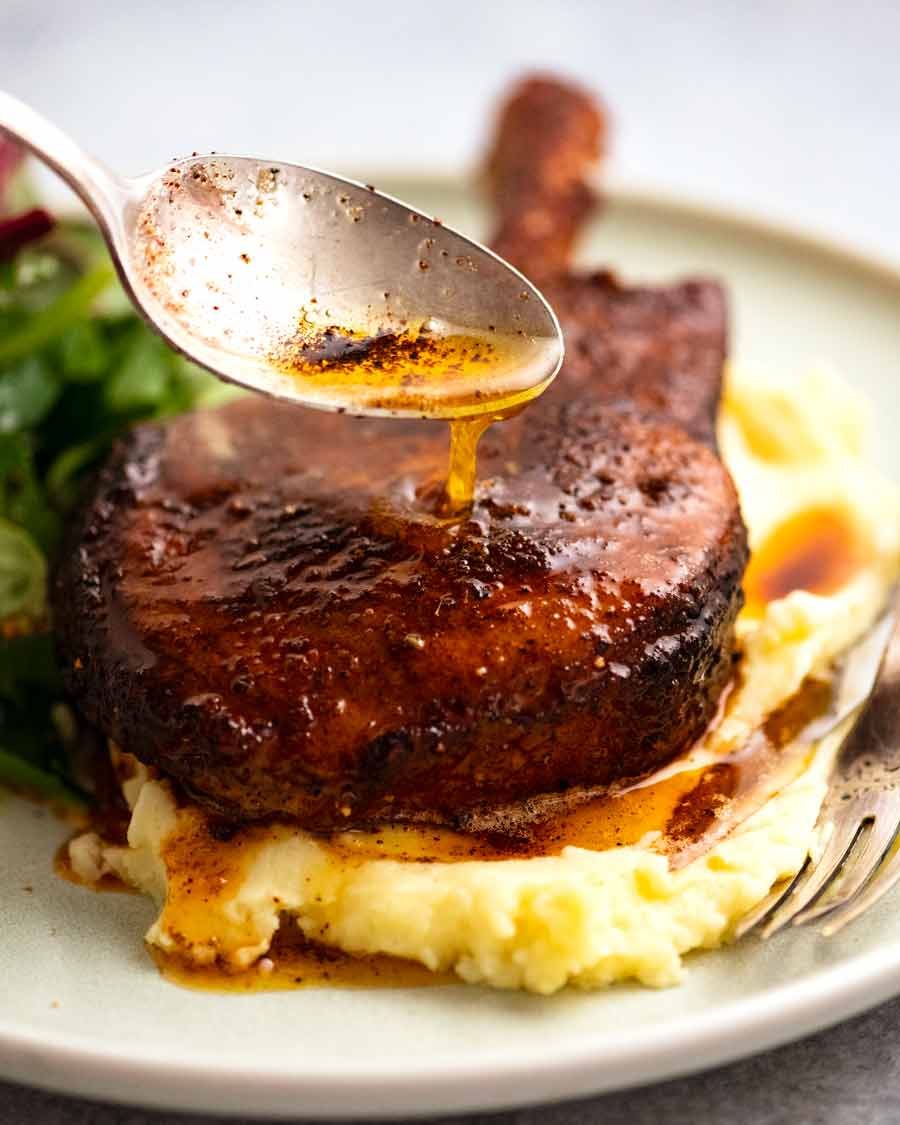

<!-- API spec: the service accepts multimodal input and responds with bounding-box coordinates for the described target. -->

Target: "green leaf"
[0,632,61,699]
[13,251,62,292]
[45,436,107,511]
[57,319,109,382]
[0,748,85,806]
[0,517,46,619]
[4,478,60,556]
[0,439,61,555]
[0,431,28,479]
[0,215,249,805]
[0,356,60,433]
[169,354,243,412]
[0,262,115,365]
[0,635,81,804]
[105,325,171,412]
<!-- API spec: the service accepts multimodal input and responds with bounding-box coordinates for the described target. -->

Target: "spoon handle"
[0,90,126,236]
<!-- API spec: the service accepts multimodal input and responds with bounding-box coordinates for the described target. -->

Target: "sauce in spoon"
[271,315,558,511]
[0,98,564,491]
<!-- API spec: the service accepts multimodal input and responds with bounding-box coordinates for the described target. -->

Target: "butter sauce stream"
[270,318,557,512]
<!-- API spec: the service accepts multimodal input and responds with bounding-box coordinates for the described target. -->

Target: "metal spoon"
[0,92,563,418]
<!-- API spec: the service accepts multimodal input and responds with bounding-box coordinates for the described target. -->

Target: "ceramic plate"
[2,180,900,1118]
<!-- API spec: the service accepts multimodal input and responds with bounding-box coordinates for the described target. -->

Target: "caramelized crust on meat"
[487,75,605,280]
[55,396,746,828]
[544,273,727,446]
[54,74,747,830]
[488,77,726,447]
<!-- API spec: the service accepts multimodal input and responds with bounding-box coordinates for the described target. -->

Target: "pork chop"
[54,76,746,830]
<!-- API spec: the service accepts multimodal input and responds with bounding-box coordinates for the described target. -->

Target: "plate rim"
[354,168,900,289]
[3,180,900,1118]
[5,936,900,1120]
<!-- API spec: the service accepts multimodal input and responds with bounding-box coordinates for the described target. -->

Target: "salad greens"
[0,142,236,805]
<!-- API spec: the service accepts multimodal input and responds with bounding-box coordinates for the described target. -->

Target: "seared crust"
[55,395,746,829]
[487,76,726,447]
[54,75,747,830]
[545,272,728,446]
[486,75,605,280]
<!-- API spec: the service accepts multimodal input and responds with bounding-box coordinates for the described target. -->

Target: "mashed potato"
[71,366,900,993]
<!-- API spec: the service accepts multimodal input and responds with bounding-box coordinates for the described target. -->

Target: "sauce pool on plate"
[744,505,868,612]
[54,478,860,993]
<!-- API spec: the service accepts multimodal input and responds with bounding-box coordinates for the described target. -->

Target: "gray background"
[3,1,900,1121]
[4,0,900,263]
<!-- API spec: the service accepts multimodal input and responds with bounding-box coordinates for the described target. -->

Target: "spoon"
[0,92,563,419]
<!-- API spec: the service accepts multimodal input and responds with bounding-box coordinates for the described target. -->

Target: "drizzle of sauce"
[60,499,851,992]
[58,675,833,993]
[270,317,555,512]
[158,807,280,953]
[745,505,868,612]
[55,745,132,892]
[54,842,133,893]
[54,482,856,993]
[329,769,704,863]
[443,415,494,514]
[153,927,450,993]
[330,676,833,868]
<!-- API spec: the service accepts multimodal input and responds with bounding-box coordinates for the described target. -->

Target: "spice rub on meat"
[54,76,748,831]
[55,397,745,829]
[487,75,727,446]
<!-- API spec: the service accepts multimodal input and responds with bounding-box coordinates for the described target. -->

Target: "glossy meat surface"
[55,75,747,830]
[543,272,728,446]
[56,395,746,828]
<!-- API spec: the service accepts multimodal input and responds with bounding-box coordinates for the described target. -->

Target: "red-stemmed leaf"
[0,207,55,263]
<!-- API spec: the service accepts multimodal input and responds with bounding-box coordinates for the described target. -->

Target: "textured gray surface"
[4,994,900,1124]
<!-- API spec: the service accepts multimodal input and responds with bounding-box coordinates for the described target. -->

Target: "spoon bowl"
[0,95,563,418]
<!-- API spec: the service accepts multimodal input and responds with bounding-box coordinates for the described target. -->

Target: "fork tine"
[760,819,863,937]
[817,839,900,937]
[733,871,805,939]
[792,813,900,927]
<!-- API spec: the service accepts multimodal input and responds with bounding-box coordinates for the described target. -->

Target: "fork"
[736,589,900,940]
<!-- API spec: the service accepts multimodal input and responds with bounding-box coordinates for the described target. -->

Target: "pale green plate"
[1,181,899,1118]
